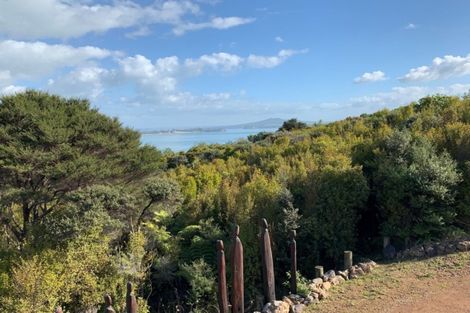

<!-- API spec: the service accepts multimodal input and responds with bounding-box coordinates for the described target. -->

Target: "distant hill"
[140,118,285,134]
[225,118,285,129]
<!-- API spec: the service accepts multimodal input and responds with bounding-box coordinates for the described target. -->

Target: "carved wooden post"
[104,294,116,313]
[126,282,138,313]
[55,306,63,313]
[289,230,297,294]
[260,218,276,304]
[344,250,353,270]
[231,225,244,313]
[315,266,324,278]
[216,240,229,313]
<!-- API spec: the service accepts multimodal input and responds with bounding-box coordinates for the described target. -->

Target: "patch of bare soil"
[307,252,470,313]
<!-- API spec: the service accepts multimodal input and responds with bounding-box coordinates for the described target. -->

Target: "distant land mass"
[140,118,285,134]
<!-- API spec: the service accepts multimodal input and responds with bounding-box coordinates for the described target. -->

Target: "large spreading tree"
[0,91,163,247]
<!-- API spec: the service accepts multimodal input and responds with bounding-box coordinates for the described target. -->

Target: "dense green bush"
[1,92,469,312]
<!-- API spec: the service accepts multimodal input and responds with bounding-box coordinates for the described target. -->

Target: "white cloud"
[351,83,470,107]
[247,49,308,68]
[172,16,255,35]
[405,23,417,30]
[47,67,110,99]
[351,86,428,106]
[0,85,26,96]
[0,38,305,111]
[0,40,112,80]
[185,53,244,73]
[400,54,470,82]
[0,70,12,85]
[275,36,284,43]
[354,70,387,83]
[0,0,252,39]
[125,26,152,39]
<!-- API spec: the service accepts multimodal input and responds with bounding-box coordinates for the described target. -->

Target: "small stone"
[323,270,336,281]
[293,304,306,313]
[355,267,365,276]
[424,245,435,257]
[435,243,446,255]
[336,270,349,280]
[409,246,425,258]
[457,241,470,252]
[310,292,319,301]
[445,244,456,254]
[309,286,327,299]
[287,294,303,305]
[262,300,290,313]
[312,278,323,286]
[305,295,313,304]
[283,296,293,306]
[322,281,332,290]
[358,262,371,273]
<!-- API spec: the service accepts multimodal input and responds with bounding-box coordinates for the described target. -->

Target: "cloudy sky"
[1,0,470,129]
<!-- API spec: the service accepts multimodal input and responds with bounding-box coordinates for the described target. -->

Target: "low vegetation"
[0,91,469,312]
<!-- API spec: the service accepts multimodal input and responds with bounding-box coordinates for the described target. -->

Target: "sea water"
[140,128,276,152]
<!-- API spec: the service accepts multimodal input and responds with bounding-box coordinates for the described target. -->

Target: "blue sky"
[1,0,470,129]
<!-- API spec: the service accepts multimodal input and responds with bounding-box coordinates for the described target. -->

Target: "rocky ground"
[306,251,470,313]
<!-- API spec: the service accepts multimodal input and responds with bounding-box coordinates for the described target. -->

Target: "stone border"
[259,260,378,313]
[396,238,470,260]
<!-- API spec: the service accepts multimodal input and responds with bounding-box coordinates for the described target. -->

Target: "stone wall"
[396,238,470,260]
[259,260,378,313]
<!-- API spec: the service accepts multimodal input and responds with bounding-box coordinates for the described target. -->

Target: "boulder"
[355,266,365,276]
[457,241,470,252]
[336,270,349,280]
[293,304,306,313]
[435,243,446,255]
[321,281,332,290]
[424,244,436,257]
[445,244,456,254]
[330,275,345,285]
[309,285,327,299]
[287,294,303,305]
[358,262,371,273]
[311,278,323,286]
[282,296,293,306]
[323,270,336,281]
[262,300,290,313]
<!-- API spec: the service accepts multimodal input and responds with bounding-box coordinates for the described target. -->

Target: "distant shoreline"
[139,118,285,135]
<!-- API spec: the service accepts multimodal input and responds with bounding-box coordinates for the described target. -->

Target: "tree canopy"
[1,91,469,312]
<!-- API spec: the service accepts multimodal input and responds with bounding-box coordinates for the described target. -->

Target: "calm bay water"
[140,128,276,151]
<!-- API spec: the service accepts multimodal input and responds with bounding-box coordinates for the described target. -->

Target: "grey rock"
[323,270,336,281]
[336,270,349,280]
[312,278,323,286]
[293,304,306,313]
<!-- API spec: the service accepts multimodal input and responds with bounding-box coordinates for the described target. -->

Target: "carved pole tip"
[127,281,133,293]
[233,225,240,237]
[216,240,224,250]
[104,294,113,306]
[290,230,296,239]
[260,218,268,229]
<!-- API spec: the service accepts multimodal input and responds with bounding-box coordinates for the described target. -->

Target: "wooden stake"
[217,240,229,313]
[126,282,138,313]
[315,266,324,278]
[260,218,276,303]
[231,225,244,313]
[344,250,353,270]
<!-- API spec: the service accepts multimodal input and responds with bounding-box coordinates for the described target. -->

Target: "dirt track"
[308,252,470,313]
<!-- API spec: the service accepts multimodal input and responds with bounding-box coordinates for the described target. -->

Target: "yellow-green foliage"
[2,232,112,312]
